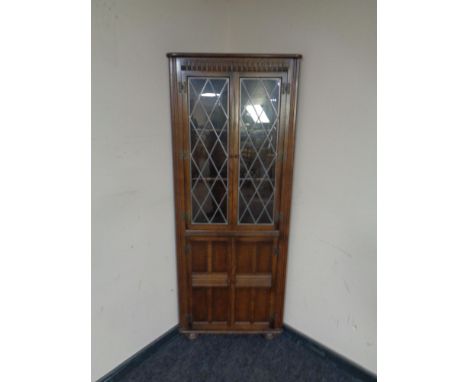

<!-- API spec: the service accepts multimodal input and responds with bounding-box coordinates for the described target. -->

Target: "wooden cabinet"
[167,53,301,336]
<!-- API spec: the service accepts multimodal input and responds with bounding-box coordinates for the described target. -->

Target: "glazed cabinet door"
[183,75,233,228]
[236,76,286,226]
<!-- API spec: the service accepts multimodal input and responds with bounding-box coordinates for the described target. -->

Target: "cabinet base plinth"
[180,328,282,336]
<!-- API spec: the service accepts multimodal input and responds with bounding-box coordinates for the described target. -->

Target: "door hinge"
[275,212,283,224]
[185,243,191,254]
[181,211,190,222]
[186,314,193,327]
[269,313,275,326]
[273,247,279,257]
[178,80,187,93]
[281,82,290,94]
[179,150,190,160]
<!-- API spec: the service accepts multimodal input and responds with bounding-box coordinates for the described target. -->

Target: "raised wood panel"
[192,273,229,287]
[254,288,270,322]
[191,241,208,272]
[235,288,250,322]
[212,288,229,322]
[257,242,273,273]
[192,288,208,322]
[236,241,256,273]
[235,274,272,288]
[212,241,229,272]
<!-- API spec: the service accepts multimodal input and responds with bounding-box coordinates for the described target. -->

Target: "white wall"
[92,0,376,379]
[92,0,231,379]
[225,0,377,374]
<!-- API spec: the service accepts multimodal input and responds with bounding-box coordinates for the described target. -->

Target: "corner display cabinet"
[167,53,301,339]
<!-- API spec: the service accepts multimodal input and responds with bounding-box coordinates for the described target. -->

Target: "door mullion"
[269,238,279,328]
[207,241,213,323]
[250,243,258,323]
[229,72,240,227]
[229,238,236,327]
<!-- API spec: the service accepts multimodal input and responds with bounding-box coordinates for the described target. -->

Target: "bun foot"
[186,332,198,340]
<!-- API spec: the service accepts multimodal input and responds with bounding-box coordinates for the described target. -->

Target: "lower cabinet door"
[186,236,278,331]
[188,237,231,329]
[231,237,278,331]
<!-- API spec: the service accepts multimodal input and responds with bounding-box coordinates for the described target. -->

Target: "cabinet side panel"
[275,59,301,328]
[169,57,189,328]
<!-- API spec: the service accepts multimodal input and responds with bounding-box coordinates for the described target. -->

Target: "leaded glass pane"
[189,77,229,224]
[238,78,281,224]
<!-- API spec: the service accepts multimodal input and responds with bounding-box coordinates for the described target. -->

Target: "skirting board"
[283,324,377,381]
[96,324,376,381]
[95,325,179,382]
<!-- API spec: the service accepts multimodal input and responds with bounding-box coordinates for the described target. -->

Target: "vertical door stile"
[249,242,258,323]
[186,239,193,329]
[228,72,238,327]
[227,72,234,227]
[229,238,236,327]
[180,73,192,228]
[224,75,231,227]
[182,72,192,330]
[274,73,289,229]
[230,71,240,227]
[269,237,279,327]
[207,240,213,323]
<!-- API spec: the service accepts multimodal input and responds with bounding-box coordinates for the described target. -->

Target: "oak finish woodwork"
[235,274,272,288]
[168,53,301,335]
[192,273,229,287]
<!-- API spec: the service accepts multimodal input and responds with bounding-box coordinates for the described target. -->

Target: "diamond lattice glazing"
[188,78,229,224]
[238,78,281,224]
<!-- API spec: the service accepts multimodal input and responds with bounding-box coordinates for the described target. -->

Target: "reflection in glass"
[238,78,281,224]
[189,78,229,224]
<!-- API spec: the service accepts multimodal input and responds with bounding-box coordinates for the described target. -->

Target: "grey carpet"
[112,331,366,382]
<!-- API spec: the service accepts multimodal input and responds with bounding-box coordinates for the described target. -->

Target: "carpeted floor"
[112,331,369,382]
